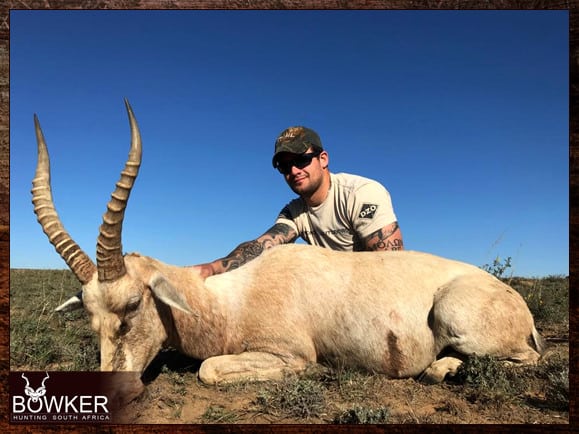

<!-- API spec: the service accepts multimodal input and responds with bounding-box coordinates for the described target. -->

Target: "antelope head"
[31,100,193,403]
[21,372,49,402]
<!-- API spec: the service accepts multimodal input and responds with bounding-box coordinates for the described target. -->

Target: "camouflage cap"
[272,126,323,167]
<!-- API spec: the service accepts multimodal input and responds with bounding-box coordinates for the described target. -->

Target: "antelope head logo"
[21,373,50,402]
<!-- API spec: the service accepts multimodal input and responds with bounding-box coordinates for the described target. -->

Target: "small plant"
[255,373,326,419]
[453,355,524,405]
[201,405,239,423]
[545,365,569,411]
[318,365,376,401]
[161,364,187,385]
[159,364,189,397]
[333,405,390,424]
[481,256,512,278]
[158,392,184,418]
[533,353,569,411]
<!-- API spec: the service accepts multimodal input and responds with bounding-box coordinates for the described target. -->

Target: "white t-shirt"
[275,172,398,251]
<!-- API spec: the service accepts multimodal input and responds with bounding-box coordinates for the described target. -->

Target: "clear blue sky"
[10,10,568,277]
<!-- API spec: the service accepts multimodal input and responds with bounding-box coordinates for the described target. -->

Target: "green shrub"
[481,256,512,278]
[453,355,525,405]
[333,405,390,424]
[533,353,569,411]
[255,373,325,419]
[545,366,569,411]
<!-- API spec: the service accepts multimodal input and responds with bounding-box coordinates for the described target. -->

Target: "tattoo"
[365,222,404,252]
[221,240,264,271]
[384,239,404,251]
[220,223,297,272]
[266,223,298,243]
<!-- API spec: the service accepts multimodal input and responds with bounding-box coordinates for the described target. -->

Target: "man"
[195,126,403,278]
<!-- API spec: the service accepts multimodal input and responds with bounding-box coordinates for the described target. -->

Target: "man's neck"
[303,172,331,207]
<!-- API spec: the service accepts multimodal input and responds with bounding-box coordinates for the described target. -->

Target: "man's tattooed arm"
[362,221,404,252]
[192,223,298,278]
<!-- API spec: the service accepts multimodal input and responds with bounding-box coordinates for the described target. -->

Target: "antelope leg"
[198,352,306,384]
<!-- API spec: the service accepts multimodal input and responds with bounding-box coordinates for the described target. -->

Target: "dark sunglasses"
[275,150,322,175]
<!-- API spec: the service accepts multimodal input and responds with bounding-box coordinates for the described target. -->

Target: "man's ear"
[320,150,329,169]
[148,273,197,316]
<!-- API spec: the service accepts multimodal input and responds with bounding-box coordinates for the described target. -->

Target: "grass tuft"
[453,355,525,406]
[533,352,569,411]
[201,405,240,423]
[333,405,390,424]
[255,373,326,419]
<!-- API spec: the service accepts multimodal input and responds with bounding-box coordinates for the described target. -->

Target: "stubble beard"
[288,172,322,199]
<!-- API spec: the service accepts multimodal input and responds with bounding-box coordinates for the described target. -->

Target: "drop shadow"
[141,348,202,384]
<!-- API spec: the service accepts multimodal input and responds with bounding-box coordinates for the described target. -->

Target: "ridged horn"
[96,99,142,282]
[32,115,97,284]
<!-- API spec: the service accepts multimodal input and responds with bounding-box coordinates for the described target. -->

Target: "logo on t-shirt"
[359,203,379,219]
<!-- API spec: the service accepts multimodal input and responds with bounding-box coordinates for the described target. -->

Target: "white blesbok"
[32,100,546,404]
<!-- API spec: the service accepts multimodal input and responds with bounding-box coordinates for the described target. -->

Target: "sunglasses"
[275,150,322,175]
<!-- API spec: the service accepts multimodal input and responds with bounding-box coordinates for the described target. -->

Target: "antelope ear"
[148,273,196,315]
[55,291,84,312]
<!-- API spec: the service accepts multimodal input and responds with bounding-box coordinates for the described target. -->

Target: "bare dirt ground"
[114,325,569,425]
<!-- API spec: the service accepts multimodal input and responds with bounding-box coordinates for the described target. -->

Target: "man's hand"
[190,263,215,279]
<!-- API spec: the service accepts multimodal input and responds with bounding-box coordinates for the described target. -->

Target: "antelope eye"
[125,297,141,315]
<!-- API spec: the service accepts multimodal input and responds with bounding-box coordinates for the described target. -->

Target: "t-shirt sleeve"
[349,181,398,239]
[275,203,299,234]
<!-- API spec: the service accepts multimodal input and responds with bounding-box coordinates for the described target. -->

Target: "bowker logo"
[10,372,112,423]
